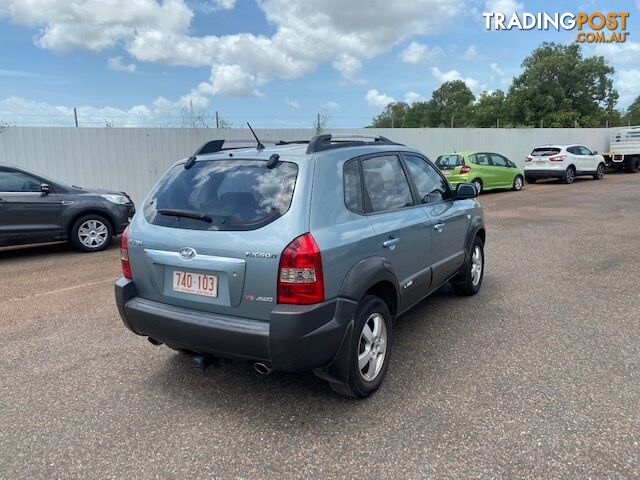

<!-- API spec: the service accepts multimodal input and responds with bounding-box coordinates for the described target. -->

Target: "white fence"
[0,127,611,205]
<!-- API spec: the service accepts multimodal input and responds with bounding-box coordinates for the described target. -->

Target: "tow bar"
[192,354,219,373]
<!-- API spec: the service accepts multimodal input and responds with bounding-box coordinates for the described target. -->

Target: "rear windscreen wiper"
[157,209,212,223]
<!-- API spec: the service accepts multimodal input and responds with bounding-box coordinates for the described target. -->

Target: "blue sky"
[0,0,638,128]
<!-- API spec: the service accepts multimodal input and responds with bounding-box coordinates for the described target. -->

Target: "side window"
[579,146,593,155]
[0,169,41,192]
[475,153,490,166]
[404,155,448,204]
[361,155,413,212]
[567,146,579,155]
[343,159,363,213]
[490,154,508,167]
[468,154,477,165]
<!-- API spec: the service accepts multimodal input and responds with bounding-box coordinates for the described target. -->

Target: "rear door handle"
[382,237,400,250]
[433,223,445,232]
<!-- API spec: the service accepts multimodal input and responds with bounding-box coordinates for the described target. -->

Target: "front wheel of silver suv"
[452,236,484,296]
[329,295,392,398]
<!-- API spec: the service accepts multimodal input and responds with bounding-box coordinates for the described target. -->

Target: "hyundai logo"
[178,247,197,261]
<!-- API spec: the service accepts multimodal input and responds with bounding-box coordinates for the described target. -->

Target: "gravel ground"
[1,173,639,479]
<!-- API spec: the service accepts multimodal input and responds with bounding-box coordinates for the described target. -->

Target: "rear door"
[473,153,493,187]
[359,153,432,311]
[402,154,468,289]
[129,158,306,321]
[0,167,62,246]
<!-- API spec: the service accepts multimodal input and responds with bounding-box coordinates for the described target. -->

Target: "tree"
[624,95,640,126]
[474,90,506,127]
[313,111,331,133]
[505,42,618,127]
[369,102,408,128]
[425,80,475,127]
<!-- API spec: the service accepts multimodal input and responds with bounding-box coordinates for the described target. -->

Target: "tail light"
[120,227,132,279]
[277,233,324,304]
[526,155,533,162]
[460,164,472,174]
[549,154,567,162]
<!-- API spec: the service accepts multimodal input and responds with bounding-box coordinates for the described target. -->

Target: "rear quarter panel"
[309,151,380,301]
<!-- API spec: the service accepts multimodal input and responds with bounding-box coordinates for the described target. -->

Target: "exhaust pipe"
[253,362,273,375]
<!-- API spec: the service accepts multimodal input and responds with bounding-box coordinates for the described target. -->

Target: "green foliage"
[505,42,617,127]
[368,41,623,128]
[474,90,505,127]
[624,96,640,126]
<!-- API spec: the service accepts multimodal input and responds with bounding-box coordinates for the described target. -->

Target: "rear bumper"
[114,277,357,373]
[524,168,565,179]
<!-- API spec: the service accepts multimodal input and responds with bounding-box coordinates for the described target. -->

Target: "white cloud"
[593,42,640,66]
[0,0,464,100]
[462,44,479,60]
[196,64,262,97]
[285,98,300,108]
[366,89,395,109]
[484,0,523,16]
[332,53,363,83]
[404,91,425,104]
[204,0,236,12]
[489,62,511,86]
[107,56,137,73]
[323,101,339,109]
[431,67,483,93]
[399,41,443,64]
[616,69,640,106]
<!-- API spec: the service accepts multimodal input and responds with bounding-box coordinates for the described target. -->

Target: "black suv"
[0,164,135,252]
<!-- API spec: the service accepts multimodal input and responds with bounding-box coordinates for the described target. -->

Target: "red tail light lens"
[120,227,132,279]
[549,154,567,162]
[526,155,533,162]
[277,233,324,305]
[460,165,471,174]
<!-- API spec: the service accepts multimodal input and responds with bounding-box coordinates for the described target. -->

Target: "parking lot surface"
[1,174,639,479]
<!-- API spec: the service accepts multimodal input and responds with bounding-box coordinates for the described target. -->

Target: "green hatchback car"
[435,152,524,194]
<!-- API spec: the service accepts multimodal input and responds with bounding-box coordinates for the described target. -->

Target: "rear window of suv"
[143,159,298,231]
[531,147,561,157]
[435,155,463,170]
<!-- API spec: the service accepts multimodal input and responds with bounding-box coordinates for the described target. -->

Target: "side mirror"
[592,151,598,155]
[456,183,477,199]
[40,183,50,195]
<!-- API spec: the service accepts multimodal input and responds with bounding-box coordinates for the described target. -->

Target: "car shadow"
[142,283,475,427]
[0,241,118,260]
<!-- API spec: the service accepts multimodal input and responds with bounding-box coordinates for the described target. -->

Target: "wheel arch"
[339,257,400,317]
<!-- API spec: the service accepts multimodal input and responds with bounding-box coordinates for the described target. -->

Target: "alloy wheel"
[358,313,388,382]
[78,220,109,248]
[471,245,483,286]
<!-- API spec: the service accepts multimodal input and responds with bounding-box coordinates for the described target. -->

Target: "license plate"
[172,270,218,298]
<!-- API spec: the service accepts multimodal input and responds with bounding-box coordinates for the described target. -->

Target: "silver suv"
[115,134,485,397]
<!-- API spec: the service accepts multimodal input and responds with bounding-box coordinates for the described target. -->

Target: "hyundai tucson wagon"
[115,134,486,397]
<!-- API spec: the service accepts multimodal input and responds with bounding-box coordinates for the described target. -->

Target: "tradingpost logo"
[482,11,630,44]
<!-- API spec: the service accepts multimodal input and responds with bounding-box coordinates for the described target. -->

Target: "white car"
[525,144,606,184]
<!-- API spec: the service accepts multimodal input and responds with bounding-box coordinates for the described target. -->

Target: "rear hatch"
[435,154,465,178]
[528,147,561,165]
[127,155,311,321]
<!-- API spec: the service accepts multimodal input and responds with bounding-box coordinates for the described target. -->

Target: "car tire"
[471,178,482,195]
[512,175,524,191]
[627,157,640,173]
[70,214,114,252]
[526,177,537,184]
[329,295,392,398]
[452,235,484,296]
[562,167,576,184]
[593,163,606,180]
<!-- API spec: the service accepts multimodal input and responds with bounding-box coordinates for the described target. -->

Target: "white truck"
[603,126,640,173]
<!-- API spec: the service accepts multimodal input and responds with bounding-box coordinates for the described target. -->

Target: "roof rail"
[192,139,280,156]
[306,134,403,154]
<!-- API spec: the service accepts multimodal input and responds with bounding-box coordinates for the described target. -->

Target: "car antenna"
[453,147,456,153]
[247,122,265,151]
